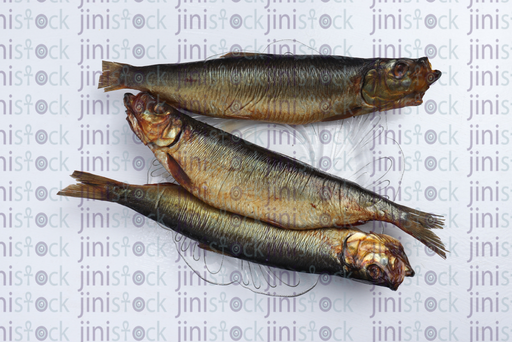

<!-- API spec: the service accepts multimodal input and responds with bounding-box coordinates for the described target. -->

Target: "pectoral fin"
[166,154,192,189]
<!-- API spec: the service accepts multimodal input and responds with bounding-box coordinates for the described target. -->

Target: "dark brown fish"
[99,53,441,124]
[124,92,448,259]
[58,171,414,290]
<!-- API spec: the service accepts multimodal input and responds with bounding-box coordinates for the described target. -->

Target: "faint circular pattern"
[133,297,145,312]
[230,297,242,312]
[36,213,48,228]
[230,270,242,284]
[230,70,241,85]
[230,214,242,227]
[36,100,48,115]
[427,73,437,84]
[230,44,243,55]
[425,270,437,285]
[424,186,437,201]
[424,14,437,29]
[320,70,331,84]
[319,14,332,29]
[425,245,436,257]
[424,100,437,114]
[35,71,48,85]
[36,186,48,201]
[424,156,437,171]
[35,130,48,145]
[319,130,331,144]
[134,188,144,200]
[35,326,48,341]
[319,273,331,285]
[231,243,242,256]
[132,214,145,227]
[424,44,437,59]
[230,157,242,170]
[319,213,331,226]
[36,156,48,171]
[319,100,331,113]
[425,326,437,341]
[132,242,145,256]
[320,186,332,201]
[230,326,242,341]
[319,44,332,56]
[133,271,145,285]
[424,130,437,144]
[35,44,48,59]
[319,297,332,312]
[36,271,48,285]
[230,186,242,201]
[132,44,145,59]
[425,215,437,228]
[134,73,144,84]
[319,156,331,171]
[36,297,48,312]
[36,14,48,29]
[36,242,48,256]
[319,326,332,341]
[133,326,145,341]
[425,297,437,312]
[133,14,145,29]
[230,14,242,29]
[230,100,242,114]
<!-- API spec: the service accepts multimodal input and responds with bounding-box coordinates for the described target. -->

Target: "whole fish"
[58,171,414,291]
[124,92,448,258]
[99,53,441,124]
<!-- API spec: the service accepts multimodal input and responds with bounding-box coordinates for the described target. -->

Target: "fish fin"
[197,243,229,256]
[264,218,288,230]
[98,60,129,92]
[166,154,192,188]
[389,204,448,259]
[220,52,261,58]
[57,171,123,201]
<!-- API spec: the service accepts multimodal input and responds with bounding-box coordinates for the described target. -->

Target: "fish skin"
[99,54,441,124]
[123,92,448,259]
[58,171,414,291]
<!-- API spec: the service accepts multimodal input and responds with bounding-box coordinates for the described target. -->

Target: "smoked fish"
[123,92,448,258]
[99,54,441,124]
[58,171,415,291]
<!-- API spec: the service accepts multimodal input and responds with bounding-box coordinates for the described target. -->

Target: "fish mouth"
[428,70,442,84]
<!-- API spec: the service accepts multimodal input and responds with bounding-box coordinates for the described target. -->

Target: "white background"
[1,1,511,341]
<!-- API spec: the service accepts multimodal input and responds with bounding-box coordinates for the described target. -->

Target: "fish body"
[124,92,448,258]
[58,171,414,290]
[99,53,441,124]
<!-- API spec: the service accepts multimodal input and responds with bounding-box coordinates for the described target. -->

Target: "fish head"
[124,92,183,153]
[362,57,441,112]
[341,231,414,291]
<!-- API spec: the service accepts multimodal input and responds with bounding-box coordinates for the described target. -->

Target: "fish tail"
[98,60,130,92]
[386,204,448,259]
[57,171,123,202]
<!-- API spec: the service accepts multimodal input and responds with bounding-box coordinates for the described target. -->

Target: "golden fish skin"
[124,92,448,259]
[99,53,441,124]
[58,171,414,291]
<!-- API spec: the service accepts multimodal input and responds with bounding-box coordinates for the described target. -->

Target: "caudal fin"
[98,61,129,92]
[57,171,123,201]
[391,204,448,259]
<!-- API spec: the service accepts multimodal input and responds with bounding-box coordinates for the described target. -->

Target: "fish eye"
[135,102,144,113]
[367,264,384,279]
[393,63,407,79]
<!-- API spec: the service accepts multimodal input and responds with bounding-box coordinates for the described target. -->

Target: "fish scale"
[99,53,441,124]
[124,92,448,259]
[58,171,414,291]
